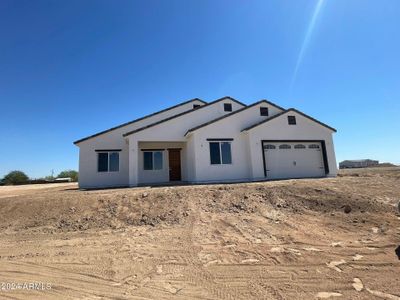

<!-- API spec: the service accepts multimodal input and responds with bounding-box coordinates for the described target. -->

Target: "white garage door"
[263,142,326,179]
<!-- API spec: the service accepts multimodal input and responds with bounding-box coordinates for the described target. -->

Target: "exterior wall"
[137,142,186,184]
[76,97,337,188]
[76,99,204,188]
[128,98,245,186]
[189,102,284,182]
[185,135,197,182]
[247,111,337,180]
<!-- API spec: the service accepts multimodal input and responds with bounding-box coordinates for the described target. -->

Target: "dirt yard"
[0,167,399,299]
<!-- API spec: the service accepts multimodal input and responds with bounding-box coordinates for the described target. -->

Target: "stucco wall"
[185,135,197,182]
[127,98,245,185]
[247,110,337,180]
[77,97,337,188]
[76,99,204,188]
[190,102,284,182]
[137,142,186,184]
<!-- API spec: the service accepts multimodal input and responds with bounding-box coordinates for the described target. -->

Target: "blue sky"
[0,0,399,178]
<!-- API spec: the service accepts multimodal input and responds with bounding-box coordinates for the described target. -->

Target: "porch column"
[128,137,139,186]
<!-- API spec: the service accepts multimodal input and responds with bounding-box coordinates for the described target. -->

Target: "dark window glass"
[294,144,306,149]
[264,144,276,149]
[309,144,320,149]
[153,151,163,170]
[221,142,232,164]
[288,115,296,125]
[98,153,108,172]
[210,142,221,164]
[109,152,119,171]
[143,152,153,170]
[193,104,201,109]
[279,144,291,149]
[224,103,232,112]
[260,107,269,116]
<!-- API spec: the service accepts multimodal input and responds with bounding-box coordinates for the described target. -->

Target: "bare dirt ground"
[0,167,399,299]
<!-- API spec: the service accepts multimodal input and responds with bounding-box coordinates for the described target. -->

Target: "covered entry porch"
[131,141,187,185]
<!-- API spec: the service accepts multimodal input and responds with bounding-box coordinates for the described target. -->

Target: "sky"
[0,0,399,178]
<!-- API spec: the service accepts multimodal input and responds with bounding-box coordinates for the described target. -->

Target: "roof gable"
[184,99,285,136]
[123,96,246,137]
[73,98,206,145]
[241,108,337,132]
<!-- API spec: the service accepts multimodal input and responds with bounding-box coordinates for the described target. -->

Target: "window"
[109,152,119,171]
[210,142,232,165]
[279,144,291,149]
[294,144,306,149]
[224,103,232,112]
[97,152,119,172]
[193,104,201,109]
[288,115,296,125]
[260,107,269,116]
[143,151,163,170]
[264,144,276,149]
[98,153,108,172]
[308,144,320,149]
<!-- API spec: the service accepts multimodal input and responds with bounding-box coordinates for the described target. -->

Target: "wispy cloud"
[290,0,326,91]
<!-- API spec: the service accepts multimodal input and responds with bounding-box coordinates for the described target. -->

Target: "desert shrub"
[57,170,78,182]
[2,170,29,185]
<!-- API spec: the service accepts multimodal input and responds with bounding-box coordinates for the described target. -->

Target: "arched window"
[308,144,320,149]
[264,144,276,149]
[279,144,291,149]
[294,144,306,149]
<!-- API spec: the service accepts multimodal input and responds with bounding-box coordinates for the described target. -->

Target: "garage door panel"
[263,142,325,179]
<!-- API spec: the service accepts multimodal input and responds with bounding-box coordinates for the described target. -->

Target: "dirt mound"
[0,168,398,234]
[0,167,399,299]
[199,184,392,216]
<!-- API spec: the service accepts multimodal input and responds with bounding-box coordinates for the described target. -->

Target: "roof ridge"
[208,96,246,107]
[241,108,337,132]
[184,99,275,136]
[258,99,286,111]
[73,98,206,144]
[122,96,246,137]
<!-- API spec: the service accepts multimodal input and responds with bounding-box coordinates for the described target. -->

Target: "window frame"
[97,151,120,173]
[209,141,232,165]
[143,150,164,171]
[260,107,269,116]
[264,144,276,150]
[223,103,232,112]
[308,144,320,149]
[288,115,296,125]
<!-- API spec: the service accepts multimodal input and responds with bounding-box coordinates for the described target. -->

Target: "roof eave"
[184,99,283,136]
[123,96,247,138]
[241,108,337,133]
[73,98,207,145]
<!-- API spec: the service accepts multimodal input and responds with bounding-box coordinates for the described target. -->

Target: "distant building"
[55,177,72,182]
[339,159,379,169]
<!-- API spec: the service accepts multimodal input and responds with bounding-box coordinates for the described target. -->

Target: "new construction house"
[74,96,337,188]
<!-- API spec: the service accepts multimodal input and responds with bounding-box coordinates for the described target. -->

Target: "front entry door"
[168,149,181,181]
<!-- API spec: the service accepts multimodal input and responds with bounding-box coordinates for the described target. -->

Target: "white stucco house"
[74,96,337,189]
